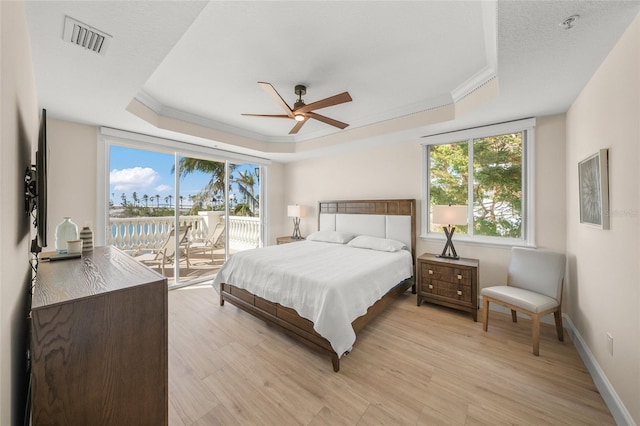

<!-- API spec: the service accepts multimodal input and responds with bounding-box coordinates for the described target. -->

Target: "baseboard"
[563,315,635,426]
[480,295,635,425]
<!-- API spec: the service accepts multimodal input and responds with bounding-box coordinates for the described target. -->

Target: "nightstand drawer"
[420,263,472,286]
[420,280,472,303]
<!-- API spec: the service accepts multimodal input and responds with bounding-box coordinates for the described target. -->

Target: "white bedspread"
[213,241,413,357]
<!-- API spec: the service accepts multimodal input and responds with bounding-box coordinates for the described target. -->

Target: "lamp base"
[436,254,460,260]
[291,217,302,240]
[439,225,460,260]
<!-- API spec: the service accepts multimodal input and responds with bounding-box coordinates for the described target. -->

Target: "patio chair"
[188,222,225,263]
[134,225,191,274]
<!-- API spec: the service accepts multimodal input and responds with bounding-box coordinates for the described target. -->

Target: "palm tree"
[235,170,258,214]
[121,193,128,207]
[143,194,149,208]
[155,194,160,208]
[179,195,184,209]
[175,158,237,203]
[233,203,254,217]
[132,192,139,207]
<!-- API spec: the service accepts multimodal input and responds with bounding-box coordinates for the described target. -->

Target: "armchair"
[481,247,566,356]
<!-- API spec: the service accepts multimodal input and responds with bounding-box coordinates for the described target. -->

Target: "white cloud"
[155,184,172,193]
[110,167,160,191]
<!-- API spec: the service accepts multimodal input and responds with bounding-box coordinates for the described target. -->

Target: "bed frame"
[219,199,416,372]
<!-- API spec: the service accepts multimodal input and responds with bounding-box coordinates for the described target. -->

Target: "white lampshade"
[432,205,467,225]
[287,205,304,218]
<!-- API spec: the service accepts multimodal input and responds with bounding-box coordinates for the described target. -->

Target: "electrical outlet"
[606,333,613,356]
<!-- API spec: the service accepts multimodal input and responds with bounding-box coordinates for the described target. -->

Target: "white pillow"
[347,235,406,252]
[306,230,356,244]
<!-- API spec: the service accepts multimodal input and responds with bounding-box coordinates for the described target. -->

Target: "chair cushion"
[481,286,559,314]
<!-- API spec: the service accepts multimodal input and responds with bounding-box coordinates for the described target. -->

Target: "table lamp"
[287,205,304,240]
[432,204,467,259]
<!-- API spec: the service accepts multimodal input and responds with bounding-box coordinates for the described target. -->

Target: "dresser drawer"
[420,262,472,286]
[419,280,472,303]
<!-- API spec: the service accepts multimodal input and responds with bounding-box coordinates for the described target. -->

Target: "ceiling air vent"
[62,16,112,56]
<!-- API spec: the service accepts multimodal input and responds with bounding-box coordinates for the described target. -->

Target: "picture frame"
[578,148,609,229]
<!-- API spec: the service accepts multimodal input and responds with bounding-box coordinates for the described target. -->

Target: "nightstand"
[276,236,305,245]
[416,253,479,321]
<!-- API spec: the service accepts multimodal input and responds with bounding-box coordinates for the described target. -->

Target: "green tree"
[472,134,522,237]
[235,170,258,214]
[132,192,139,207]
[233,203,254,217]
[175,158,236,198]
[142,194,149,208]
[429,133,522,238]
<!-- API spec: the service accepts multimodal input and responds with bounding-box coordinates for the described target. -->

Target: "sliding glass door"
[226,161,261,255]
[105,137,265,289]
[176,155,227,284]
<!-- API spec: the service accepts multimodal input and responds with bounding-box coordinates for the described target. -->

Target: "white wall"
[566,15,639,424]
[283,114,566,290]
[0,1,39,424]
[44,119,98,250]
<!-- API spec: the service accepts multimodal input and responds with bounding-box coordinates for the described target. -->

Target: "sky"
[109,145,258,208]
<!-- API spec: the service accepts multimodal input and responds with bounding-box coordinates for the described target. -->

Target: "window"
[422,118,535,246]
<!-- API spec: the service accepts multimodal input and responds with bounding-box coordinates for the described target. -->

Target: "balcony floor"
[132,248,236,285]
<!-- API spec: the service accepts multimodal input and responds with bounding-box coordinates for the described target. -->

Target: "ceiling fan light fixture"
[244,82,352,134]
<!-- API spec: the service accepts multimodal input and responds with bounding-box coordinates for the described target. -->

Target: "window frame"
[421,118,536,248]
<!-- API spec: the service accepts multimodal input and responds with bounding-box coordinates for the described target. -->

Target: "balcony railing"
[108,214,260,252]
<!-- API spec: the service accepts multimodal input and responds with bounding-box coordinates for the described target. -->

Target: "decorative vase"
[79,224,94,252]
[55,217,79,253]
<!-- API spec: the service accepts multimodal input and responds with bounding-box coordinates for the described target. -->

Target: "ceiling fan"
[242,82,352,134]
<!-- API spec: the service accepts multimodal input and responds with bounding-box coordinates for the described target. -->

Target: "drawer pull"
[457,290,462,296]
[457,274,462,280]
[428,284,433,289]
[428,269,433,275]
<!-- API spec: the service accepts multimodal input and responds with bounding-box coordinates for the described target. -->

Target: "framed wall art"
[578,148,609,229]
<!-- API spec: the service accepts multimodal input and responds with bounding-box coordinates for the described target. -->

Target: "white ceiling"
[25,1,640,162]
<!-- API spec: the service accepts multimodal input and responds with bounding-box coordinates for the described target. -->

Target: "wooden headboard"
[317,199,417,263]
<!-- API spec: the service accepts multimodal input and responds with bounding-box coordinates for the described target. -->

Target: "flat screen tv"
[25,108,48,253]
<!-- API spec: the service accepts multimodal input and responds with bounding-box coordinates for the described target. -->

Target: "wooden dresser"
[416,253,479,321]
[30,246,168,425]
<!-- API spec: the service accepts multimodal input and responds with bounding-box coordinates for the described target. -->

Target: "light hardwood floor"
[168,284,613,425]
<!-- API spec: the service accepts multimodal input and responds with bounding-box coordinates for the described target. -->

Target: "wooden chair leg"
[554,309,564,342]
[511,310,518,323]
[531,314,540,356]
[482,297,489,331]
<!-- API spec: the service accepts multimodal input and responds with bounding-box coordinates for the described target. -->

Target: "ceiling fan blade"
[306,112,349,129]
[241,114,291,119]
[295,91,352,114]
[258,82,294,118]
[288,118,307,134]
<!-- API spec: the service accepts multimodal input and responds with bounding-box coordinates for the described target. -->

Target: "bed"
[215,199,416,372]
